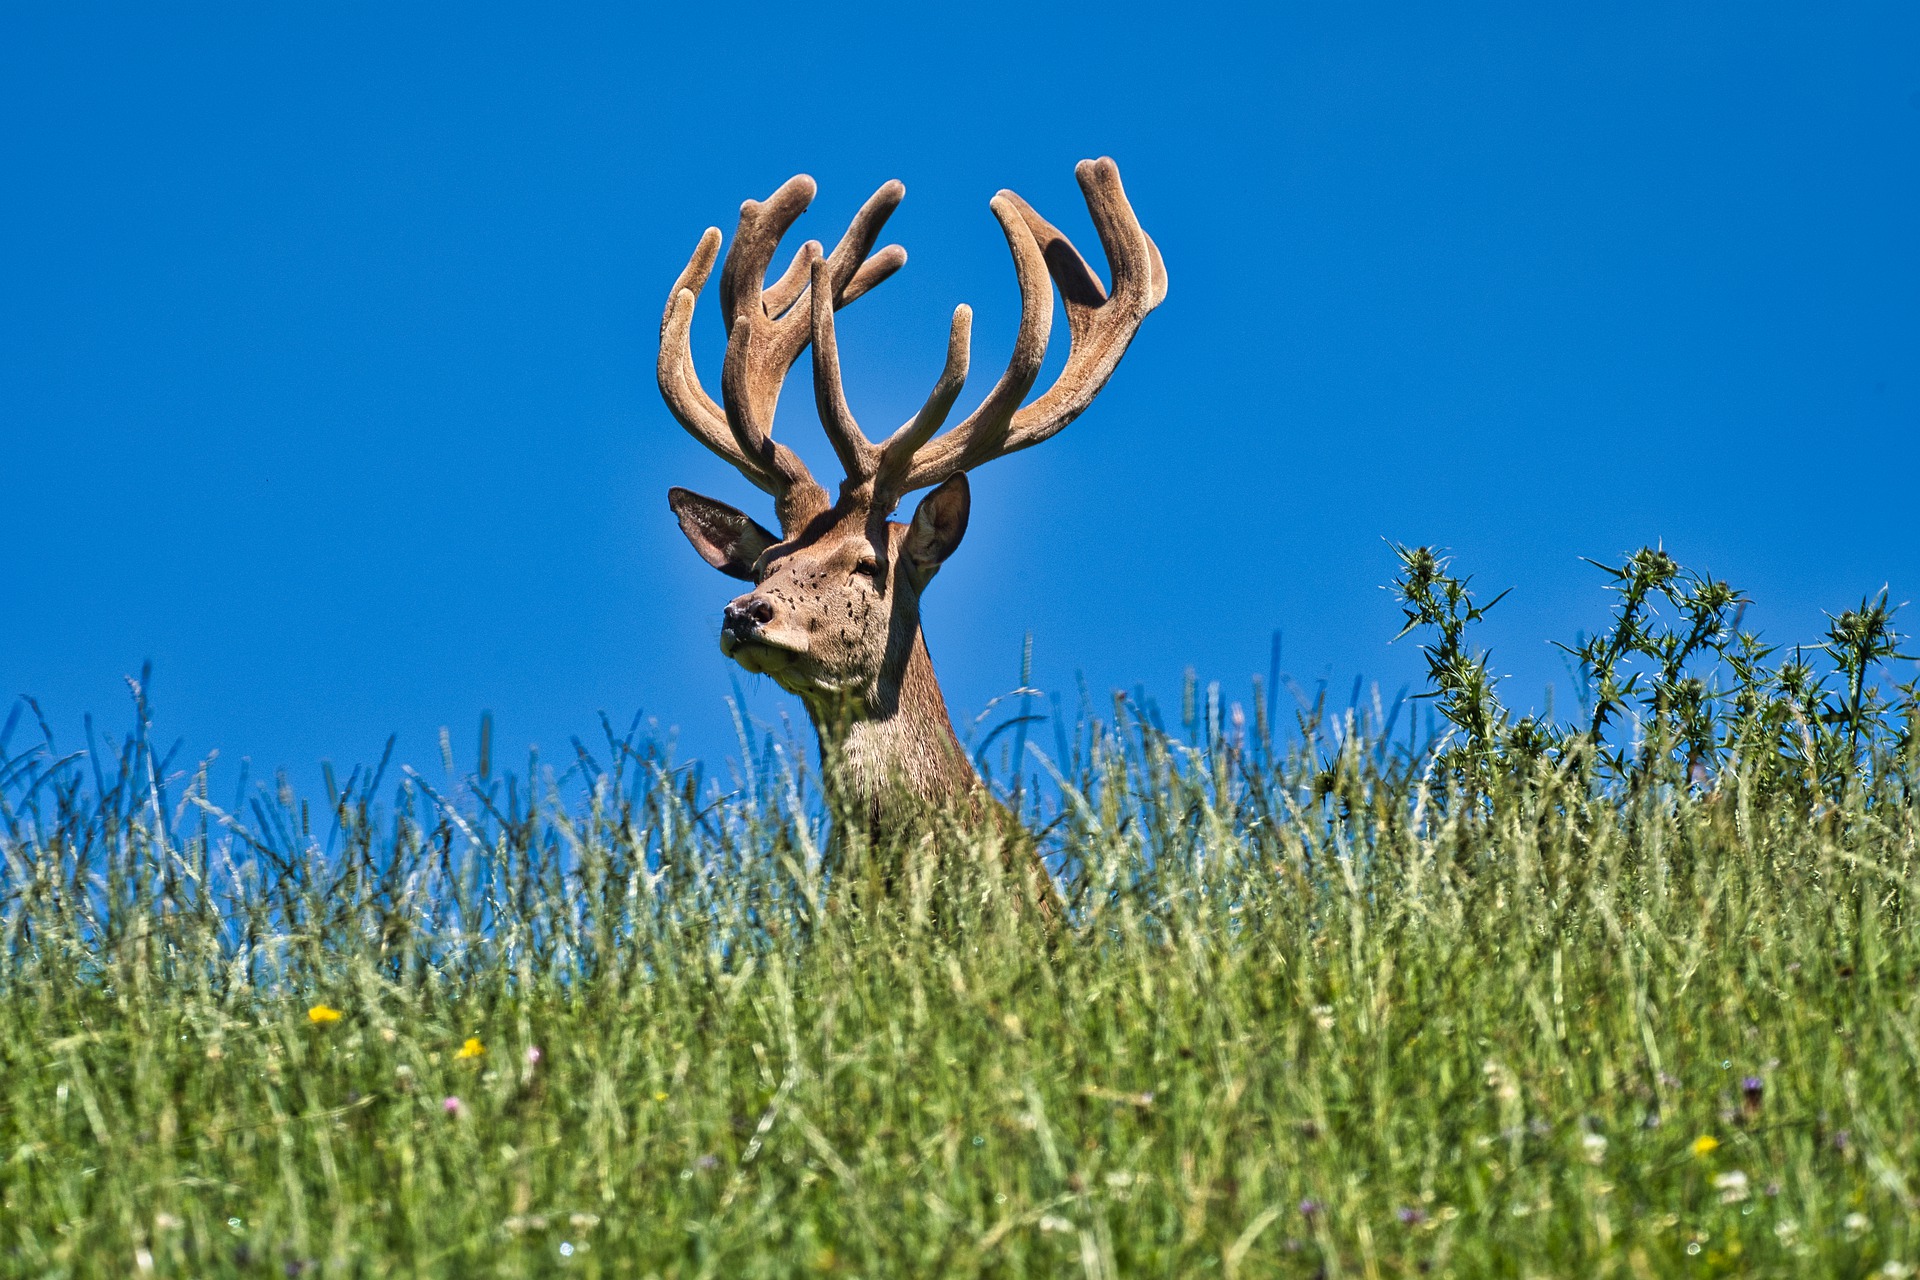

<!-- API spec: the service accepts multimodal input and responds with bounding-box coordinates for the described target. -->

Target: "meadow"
[2,547,1917,1278]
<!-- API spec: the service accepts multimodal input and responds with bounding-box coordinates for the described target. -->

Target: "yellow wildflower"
[307,1005,343,1025]
[1691,1134,1720,1158]
[456,1037,485,1060]
[654,1091,669,1102]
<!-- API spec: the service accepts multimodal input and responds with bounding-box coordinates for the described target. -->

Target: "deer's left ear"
[669,487,779,581]
[903,473,970,582]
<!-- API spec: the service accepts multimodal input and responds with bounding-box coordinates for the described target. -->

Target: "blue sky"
[3,4,1917,784]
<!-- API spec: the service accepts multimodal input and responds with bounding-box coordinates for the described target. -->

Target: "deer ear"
[904,473,970,581]
[668,487,778,581]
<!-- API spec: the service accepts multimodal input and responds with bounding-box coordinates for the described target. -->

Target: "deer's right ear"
[668,488,779,581]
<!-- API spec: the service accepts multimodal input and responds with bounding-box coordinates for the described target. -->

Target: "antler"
[878,157,1167,504]
[661,158,1164,524]
[658,175,907,532]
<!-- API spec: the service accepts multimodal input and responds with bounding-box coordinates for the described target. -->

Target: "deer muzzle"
[719,595,806,670]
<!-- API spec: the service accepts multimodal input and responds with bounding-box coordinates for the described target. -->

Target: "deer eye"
[852,559,881,583]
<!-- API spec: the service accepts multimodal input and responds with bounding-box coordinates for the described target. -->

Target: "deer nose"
[723,597,774,638]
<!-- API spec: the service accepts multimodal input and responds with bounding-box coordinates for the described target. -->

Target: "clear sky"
[4,4,1917,786]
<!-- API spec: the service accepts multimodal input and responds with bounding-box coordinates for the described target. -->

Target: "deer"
[657,157,1166,847]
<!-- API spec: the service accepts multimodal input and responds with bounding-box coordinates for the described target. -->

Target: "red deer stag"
[659,158,1165,826]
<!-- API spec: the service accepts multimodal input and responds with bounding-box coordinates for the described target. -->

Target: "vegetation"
[3,548,1917,1277]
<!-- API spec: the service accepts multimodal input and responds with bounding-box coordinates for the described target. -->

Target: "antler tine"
[709,176,822,475]
[821,181,907,301]
[762,239,823,319]
[888,195,1052,493]
[712,307,832,531]
[873,305,972,503]
[896,157,1165,494]
[998,158,1166,451]
[809,256,879,482]
[718,175,815,333]
[659,228,782,488]
[843,244,908,306]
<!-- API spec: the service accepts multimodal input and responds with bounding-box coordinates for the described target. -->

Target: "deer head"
[658,158,1166,812]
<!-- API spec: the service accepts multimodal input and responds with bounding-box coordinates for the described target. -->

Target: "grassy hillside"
[2,548,1917,1277]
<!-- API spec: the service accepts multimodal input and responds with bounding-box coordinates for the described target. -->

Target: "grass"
[2,547,1918,1277]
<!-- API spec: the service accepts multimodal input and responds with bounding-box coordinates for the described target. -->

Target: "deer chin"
[719,630,808,677]
[731,645,857,703]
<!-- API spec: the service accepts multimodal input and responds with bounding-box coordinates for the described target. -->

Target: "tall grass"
[2,548,1917,1277]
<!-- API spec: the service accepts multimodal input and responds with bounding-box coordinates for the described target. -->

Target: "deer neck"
[804,627,975,815]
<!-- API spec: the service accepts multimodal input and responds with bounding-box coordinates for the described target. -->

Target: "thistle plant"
[1553,547,1747,786]
[1824,591,1911,758]
[1391,544,1914,811]
[1389,543,1524,789]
